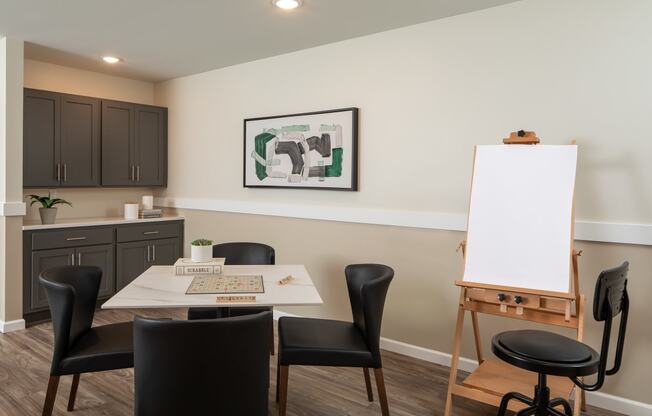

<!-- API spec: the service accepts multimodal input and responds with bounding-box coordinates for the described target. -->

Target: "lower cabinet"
[23,219,183,324]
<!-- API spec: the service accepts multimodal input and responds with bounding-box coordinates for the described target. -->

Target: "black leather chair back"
[346,264,394,365]
[39,266,102,372]
[134,311,273,416]
[573,261,630,391]
[213,242,275,265]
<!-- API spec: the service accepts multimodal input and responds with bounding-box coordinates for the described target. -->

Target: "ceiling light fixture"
[102,56,121,64]
[272,0,302,10]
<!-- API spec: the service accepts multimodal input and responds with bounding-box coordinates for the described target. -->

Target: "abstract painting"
[244,108,358,190]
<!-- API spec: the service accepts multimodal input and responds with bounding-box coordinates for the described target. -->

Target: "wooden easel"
[443,132,586,416]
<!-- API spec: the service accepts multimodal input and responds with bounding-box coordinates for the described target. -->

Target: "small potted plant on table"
[27,192,72,225]
[191,239,213,263]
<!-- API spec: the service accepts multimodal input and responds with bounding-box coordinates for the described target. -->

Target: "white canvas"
[463,145,577,294]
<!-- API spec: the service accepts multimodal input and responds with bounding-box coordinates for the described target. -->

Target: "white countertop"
[102,265,323,309]
[22,215,185,231]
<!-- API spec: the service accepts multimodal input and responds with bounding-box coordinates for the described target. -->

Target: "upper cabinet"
[23,88,167,188]
[101,101,167,186]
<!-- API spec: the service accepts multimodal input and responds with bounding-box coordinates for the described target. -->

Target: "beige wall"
[180,209,652,403]
[154,0,652,404]
[22,60,157,221]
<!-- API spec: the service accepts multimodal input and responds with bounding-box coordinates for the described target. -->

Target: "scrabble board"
[185,275,265,294]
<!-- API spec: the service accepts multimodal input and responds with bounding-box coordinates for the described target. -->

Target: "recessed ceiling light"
[102,56,121,64]
[272,0,302,10]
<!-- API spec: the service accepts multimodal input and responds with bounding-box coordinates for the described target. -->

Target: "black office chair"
[133,311,272,416]
[493,261,630,416]
[277,264,394,416]
[187,242,276,352]
[39,266,134,416]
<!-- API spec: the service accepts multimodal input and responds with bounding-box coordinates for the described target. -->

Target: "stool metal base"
[497,374,573,416]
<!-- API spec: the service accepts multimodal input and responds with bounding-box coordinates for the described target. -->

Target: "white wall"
[155,0,652,226]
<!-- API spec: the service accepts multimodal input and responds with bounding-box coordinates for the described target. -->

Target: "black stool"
[492,262,630,416]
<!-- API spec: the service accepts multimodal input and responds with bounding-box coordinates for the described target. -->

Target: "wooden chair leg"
[42,375,60,416]
[278,365,289,416]
[373,368,390,416]
[68,374,80,411]
[275,359,280,403]
[363,368,374,402]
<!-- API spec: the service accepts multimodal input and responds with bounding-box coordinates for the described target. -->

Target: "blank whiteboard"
[463,145,577,294]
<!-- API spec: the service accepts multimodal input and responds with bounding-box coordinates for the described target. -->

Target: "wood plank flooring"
[0,309,623,416]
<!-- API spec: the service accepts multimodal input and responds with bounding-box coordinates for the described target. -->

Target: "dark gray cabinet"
[24,88,167,188]
[24,89,100,187]
[102,101,167,186]
[23,219,183,323]
[24,89,60,187]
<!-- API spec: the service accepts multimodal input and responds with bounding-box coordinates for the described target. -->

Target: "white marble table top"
[102,265,323,309]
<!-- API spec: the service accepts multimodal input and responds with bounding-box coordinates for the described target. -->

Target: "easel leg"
[444,306,466,416]
[470,311,483,364]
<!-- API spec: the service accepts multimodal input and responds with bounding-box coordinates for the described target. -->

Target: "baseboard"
[0,318,26,333]
[379,337,652,416]
[273,310,651,415]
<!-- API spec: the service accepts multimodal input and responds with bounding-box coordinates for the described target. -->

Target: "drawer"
[117,221,181,243]
[32,227,114,250]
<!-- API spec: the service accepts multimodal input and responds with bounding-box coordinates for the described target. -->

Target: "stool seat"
[492,330,600,378]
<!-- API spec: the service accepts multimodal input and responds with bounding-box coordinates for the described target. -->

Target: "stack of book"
[174,258,226,276]
[139,208,162,219]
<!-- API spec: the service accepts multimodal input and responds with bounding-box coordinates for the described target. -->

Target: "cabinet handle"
[131,165,135,181]
[143,231,159,235]
[136,165,140,182]
[78,253,82,265]
[152,245,156,262]
[66,236,87,241]
[70,253,75,265]
[147,245,151,262]
[56,164,61,182]
[63,163,67,182]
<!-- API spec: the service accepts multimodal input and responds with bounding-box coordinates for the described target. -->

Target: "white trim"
[156,196,652,246]
[0,201,26,216]
[272,310,652,415]
[0,319,25,333]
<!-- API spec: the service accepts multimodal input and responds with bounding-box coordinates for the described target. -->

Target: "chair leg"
[497,391,533,416]
[42,376,60,416]
[373,368,390,416]
[363,368,374,402]
[275,358,280,403]
[67,374,80,411]
[515,405,538,416]
[549,398,573,416]
[278,365,289,416]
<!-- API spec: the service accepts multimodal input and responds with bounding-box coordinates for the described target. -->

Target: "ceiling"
[0,0,521,82]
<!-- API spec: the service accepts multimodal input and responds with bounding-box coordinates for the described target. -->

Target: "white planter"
[191,245,212,263]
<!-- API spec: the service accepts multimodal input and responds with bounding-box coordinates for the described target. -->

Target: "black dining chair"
[493,262,630,416]
[277,264,394,416]
[133,311,272,416]
[187,241,276,352]
[39,266,134,416]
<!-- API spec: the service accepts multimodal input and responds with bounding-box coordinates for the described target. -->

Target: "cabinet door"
[150,238,180,266]
[24,89,61,187]
[30,248,74,311]
[102,100,135,186]
[76,244,115,298]
[60,94,101,186]
[134,105,167,186]
[116,241,149,291]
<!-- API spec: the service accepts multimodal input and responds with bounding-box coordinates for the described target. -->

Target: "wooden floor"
[0,309,622,416]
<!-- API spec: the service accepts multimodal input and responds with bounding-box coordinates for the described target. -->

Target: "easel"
[443,131,586,415]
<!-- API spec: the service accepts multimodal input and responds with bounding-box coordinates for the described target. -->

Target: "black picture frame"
[243,107,359,191]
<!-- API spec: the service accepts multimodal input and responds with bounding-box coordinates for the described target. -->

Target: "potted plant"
[27,193,72,225]
[191,239,213,263]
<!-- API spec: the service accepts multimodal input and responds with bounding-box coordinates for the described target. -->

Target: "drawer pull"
[66,237,87,241]
[143,231,159,235]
